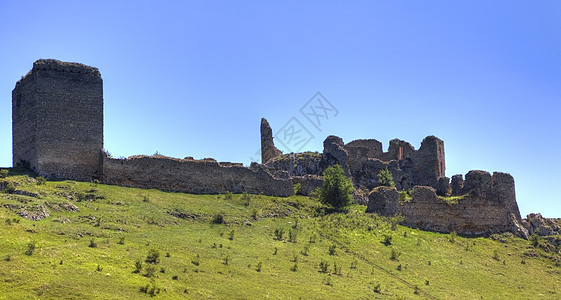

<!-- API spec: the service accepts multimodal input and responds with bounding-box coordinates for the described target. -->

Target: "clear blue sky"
[1,1,560,217]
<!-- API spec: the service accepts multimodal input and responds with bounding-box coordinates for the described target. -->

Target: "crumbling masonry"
[12,59,529,237]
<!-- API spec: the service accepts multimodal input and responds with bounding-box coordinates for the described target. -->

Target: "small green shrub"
[373,283,382,293]
[145,249,160,264]
[530,233,540,248]
[5,182,16,194]
[191,254,200,266]
[493,249,500,261]
[274,228,284,240]
[291,262,298,272]
[377,167,395,187]
[224,191,233,201]
[212,213,224,224]
[256,261,263,272]
[25,241,36,256]
[96,264,103,272]
[228,229,235,241]
[301,245,309,256]
[318,165,354,210]
[0,169,8,178]
[144,265,156,278]
[223,255,230,265]
[36,176,46,185]
[288,229,297,243]
[319,260,330,273]
[382,234,393,246]
[350,259,358,269]
[328,244,337,255]
[449,231,457,243]
[89,238,97,248]
[118,236,125,245]
[390,248,401,261]
[133,261,143,273]
[293,182,302,195]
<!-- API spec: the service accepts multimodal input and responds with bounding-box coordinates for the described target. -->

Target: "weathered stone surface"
[12,59,103,181]
[366,186,399,216]
[464,170,492,197]
[260,118,282,164]
[367,172,528,238]
[436,177,451,196]
[450,174,465,196]
[292,175,323,196]
[265,152,325,177]
[523,213,561,236]
[323,135,351,177]
[101,153,294,197]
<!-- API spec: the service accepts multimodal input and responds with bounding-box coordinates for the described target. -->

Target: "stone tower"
[12,59,103,181]
[260,118,282,163]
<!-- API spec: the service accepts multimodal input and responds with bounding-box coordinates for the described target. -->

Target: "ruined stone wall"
[12,59,103,181]
[260,118,282,164]
[367,171,527,237]
[101,153,294,196]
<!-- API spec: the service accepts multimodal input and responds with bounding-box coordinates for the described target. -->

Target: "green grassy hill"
[0,169,559,299]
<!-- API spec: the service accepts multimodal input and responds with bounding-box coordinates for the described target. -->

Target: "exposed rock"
[450,174,464,196]
[436,177,450,196]
[366,186,399,216]
[292,175,323,196]
[260,118,282,164]
[19,204,50,221]
[323,135,351,177]
[523,213,561,236]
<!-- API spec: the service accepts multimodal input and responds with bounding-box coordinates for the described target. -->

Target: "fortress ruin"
[12,59,529,237]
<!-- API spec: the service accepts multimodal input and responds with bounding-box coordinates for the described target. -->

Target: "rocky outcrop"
[323,135,351,177]
[293,175,323,196]
[522,213,561,236]
[260,118,283,164]
[366,186,399,216]
[366,172,529,238]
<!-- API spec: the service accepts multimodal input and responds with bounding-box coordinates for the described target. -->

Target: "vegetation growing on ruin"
[0,169,560,299]
[318,165,354,210]
[377,167,395,188]
[437,194,469,205]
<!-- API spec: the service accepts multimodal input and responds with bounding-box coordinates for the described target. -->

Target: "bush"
[377,167,395,187]
[89,238,97,248]
[274,228,284,241]
[133,261,143,273]
[146,249,160,264]
[36,176,46,185]
[0,169,8,178]
[212,213,224,224]
[390,248,401,261]
[4,182,16,194]
[318,165,354,210]
[25,241,36,256]
[328,244,337,255]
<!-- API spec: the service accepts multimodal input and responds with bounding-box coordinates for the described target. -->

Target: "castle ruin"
[12,59,528,237]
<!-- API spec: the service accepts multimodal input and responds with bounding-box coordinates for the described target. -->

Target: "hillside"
[0,169,560,299]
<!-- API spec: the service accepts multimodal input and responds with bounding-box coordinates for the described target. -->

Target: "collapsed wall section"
[367,171,527,237]
[101,153,294,196]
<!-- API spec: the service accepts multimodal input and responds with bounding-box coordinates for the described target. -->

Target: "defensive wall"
[11,59,530,237]
[366,171,527,237]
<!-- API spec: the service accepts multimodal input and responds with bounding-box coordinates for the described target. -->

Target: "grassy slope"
[0,171,559,299]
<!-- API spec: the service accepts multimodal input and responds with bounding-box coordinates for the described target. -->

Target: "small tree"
[319,165,354,210]
[377,167,395,187]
